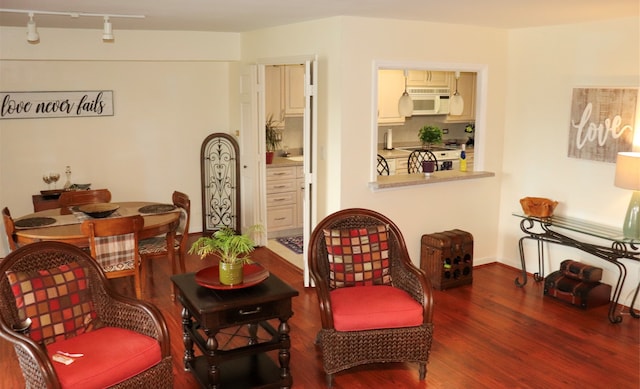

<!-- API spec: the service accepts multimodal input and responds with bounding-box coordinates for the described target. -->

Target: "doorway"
[243,57,317,287]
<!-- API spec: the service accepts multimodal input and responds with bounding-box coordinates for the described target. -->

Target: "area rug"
[276,235,304,254]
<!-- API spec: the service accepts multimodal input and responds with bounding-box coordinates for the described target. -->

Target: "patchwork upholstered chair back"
[308,208,434,387]
[0,241,172,389]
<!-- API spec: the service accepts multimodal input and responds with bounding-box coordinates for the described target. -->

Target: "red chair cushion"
[46,326,161,389]
[330,285,423,331]
[6,261,100,345]
[323,225,391,288]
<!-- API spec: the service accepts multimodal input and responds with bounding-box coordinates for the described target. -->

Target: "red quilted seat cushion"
[330,285,423,331]
[45,327,161,389]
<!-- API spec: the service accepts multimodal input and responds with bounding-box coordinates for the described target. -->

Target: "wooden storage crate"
[420,229,473,290]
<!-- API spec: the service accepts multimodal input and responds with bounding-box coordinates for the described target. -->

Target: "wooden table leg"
[181,307,195,371]
[278,318,292,388]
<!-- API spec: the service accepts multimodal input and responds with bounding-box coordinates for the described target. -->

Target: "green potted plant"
[265,114,282,164]
[418,125,443,149]
[188,226,260,285]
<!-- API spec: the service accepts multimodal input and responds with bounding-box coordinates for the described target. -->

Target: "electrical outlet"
[442,128,449,134]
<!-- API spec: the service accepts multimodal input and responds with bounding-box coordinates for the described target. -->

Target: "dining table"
[13,201,182,279]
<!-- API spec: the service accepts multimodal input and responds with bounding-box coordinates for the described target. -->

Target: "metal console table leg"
[515,216,640,324]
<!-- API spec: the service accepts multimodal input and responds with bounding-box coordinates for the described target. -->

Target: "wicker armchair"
[308,208,434,387]
[0,241,173,389]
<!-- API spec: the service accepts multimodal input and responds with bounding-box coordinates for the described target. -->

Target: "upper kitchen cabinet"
[265,64,305,128]
[407,70,449,87]
[378,69,406,125]
[265,65,284,128]
[284,65,305,117]
[446,71,476,123]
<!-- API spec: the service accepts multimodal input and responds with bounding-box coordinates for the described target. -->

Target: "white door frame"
[247,55,318,287]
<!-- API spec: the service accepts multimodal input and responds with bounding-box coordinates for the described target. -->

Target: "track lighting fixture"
[26,12,39,43]
[0,8,145,44]
[102,16,114,41]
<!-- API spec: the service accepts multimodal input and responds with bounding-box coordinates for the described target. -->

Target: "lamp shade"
[615,152,640,239]
[614,152,640,190]
[398,92,413,117]
[449,94,464,115]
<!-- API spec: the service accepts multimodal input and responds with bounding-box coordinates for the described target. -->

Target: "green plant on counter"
[188,225,262,265]
[418,125,443,149]
[265,114,282,152]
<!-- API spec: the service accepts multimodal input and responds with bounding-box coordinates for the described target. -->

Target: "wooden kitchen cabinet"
[284,65,305,117]
[266,165,304,235]
[377,69,406,125]
[295,166,304,227]
[447,71,476,123]
[394,157,409,175]
[265,65,285,128]
[265,64,305,127]
[407,70,450,87]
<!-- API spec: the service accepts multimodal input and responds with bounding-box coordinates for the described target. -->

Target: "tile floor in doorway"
[266,239,304,269]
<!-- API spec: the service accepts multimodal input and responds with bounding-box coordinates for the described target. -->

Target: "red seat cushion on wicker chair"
[330,285,423,331]
[45,326,161,389]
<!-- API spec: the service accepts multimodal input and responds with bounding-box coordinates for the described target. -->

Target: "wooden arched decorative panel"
[200,133,241,235]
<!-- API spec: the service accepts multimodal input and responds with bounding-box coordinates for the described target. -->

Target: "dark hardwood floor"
[1,235,638,388]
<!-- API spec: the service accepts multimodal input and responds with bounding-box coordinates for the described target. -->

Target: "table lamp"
[614,151,640,239]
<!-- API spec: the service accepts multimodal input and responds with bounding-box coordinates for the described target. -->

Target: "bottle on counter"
[63,166,72,189]
[459,144,467,172]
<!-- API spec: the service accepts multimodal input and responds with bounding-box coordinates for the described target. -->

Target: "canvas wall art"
[567,88,638,163]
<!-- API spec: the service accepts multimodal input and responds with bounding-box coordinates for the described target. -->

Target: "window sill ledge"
[369,170,495,191]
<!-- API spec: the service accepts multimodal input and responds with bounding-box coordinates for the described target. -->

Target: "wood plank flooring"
[1,236,638,388]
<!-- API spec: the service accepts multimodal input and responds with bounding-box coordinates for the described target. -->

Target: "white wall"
[498,17,640,306]
[2,15,639,308]
[244,17,508,264]
[0,27,241,255]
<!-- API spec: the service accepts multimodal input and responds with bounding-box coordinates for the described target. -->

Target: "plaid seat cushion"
[6,262,101,345]
[138,236,180,255]
[323,225,391,288]
[94,233,136,272]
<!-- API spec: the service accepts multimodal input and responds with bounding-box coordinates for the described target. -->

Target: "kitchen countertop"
[268,156,304,167]
[370,169,494,190]
[378,145,474,159]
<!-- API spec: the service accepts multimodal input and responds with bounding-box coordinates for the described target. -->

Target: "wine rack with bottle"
[420,229,473,290]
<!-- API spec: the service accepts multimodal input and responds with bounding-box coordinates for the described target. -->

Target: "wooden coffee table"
[171,270,299,388]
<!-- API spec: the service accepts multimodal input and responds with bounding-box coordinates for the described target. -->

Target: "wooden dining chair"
[59,188,112,214]
[139,191,191,296]
[81,215,144,299]
[2,207,18,251]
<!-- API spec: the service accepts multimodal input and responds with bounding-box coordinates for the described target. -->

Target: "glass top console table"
[513,213,640,323]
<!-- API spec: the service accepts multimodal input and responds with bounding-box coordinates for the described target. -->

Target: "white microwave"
[407,87,450,115]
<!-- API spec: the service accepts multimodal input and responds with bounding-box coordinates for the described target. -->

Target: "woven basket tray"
[520,197,558,218]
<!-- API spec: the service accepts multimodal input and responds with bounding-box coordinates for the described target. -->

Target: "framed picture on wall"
[567,87,638,163]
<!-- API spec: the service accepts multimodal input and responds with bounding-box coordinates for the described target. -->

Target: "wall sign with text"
[568,87,638,163]
[0,90,114,119]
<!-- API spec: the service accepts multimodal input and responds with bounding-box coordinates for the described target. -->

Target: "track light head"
[26,12,40,43]
[102,16,114,41]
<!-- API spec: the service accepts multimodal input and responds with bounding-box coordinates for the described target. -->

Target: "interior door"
[246,57,317,286]
[302,57,318,287]
[239,65,264,244]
